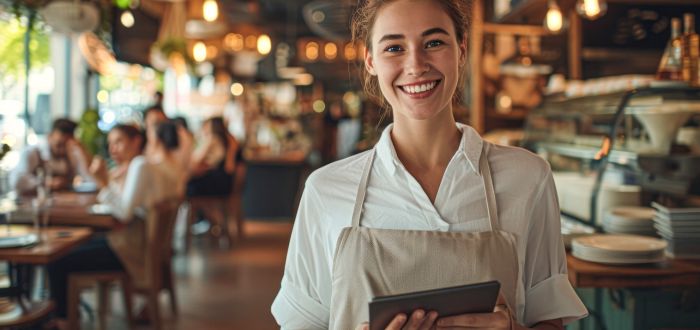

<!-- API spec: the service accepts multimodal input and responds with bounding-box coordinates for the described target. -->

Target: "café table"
[0,226,93,328]
[566,252,700,329]
[11,191,119,230]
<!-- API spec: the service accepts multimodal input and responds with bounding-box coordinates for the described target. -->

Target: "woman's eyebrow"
[378,34,404,43]
[422,27,449,37]
[377,27,450,43]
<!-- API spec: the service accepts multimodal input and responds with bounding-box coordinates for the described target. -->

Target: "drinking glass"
[0,170,14,235]
[32,196,52,242]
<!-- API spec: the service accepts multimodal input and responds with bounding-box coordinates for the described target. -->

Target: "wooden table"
[567,253,700,288]
[12,191,118,230]
[0,226,93,328]
[0,226,93,264]
[566,252,700,329]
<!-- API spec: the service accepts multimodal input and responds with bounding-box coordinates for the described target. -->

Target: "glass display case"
[522,86,700,228]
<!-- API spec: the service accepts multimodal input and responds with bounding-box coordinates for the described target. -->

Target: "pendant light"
[120,9,135,28]
[193,41,207,62]
[203,0,219,22]
[576,0,607,20]
[544,0,564,33]
[257,34,272,55]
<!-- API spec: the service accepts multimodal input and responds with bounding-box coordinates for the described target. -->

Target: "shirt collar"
[374,122,483,175]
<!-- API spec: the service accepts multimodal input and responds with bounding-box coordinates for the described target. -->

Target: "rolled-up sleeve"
[271,174,332,329]
[523,169,588,326]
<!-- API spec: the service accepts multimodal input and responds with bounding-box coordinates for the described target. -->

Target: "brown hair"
[351,0,471,109]
[111,124,145,151]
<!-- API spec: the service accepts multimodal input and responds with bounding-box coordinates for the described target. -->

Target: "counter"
[566,252,700,330]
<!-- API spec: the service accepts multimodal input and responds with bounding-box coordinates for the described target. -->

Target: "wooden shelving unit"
[468,0,568,133]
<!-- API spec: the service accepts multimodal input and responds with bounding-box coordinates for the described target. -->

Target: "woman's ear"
[458,34,468,67]
[364,47,377,76]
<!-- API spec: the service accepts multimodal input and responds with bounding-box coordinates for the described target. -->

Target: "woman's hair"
[156,120,180,151]
[111,124,145,151]
[172,116,190,131]
[205,116,230,150]
[351,0,471,109]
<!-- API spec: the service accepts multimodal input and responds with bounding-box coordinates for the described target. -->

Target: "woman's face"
[108,130,139,164]
[365,0,465,121]
[201,121,213,138]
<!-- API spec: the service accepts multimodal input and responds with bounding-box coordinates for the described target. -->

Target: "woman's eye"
[426,40,445,48]
[384,45,402,52]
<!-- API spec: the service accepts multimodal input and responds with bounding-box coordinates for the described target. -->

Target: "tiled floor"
[79,220,293,329]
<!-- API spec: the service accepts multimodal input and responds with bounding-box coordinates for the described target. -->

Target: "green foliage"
[153,38,187,58]
[114,0,131,9]
[77,108,106,157]
[0,14,50,83]
[152,38,196,68]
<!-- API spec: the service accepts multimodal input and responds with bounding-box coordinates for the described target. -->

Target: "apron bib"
[329,144,520,329]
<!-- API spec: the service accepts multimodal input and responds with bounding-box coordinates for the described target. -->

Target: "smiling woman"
[271,1,588,329]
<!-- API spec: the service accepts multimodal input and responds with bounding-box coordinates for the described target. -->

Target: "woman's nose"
[405,49,429,76]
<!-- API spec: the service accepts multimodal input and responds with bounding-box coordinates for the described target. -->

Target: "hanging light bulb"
[576,0,607,20]
[544,0,564,33]
[257,34,272,55]
[121,10,135,28]
[193,41,207,62]
[203,0,219,22]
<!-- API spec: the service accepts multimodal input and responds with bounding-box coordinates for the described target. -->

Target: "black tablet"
[369,280,501,330]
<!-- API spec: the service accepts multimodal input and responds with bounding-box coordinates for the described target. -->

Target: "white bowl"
[630,102,700,154]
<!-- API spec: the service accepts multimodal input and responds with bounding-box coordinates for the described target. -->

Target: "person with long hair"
[272,1,587,329]
[187,116,237,197]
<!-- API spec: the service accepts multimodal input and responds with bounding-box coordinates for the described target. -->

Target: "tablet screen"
[369,280,500,330]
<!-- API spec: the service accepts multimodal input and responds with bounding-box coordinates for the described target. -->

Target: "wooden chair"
[185,161,246,250]
[66,199,181,330]
[0,299,54,330]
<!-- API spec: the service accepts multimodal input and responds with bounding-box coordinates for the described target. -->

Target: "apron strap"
[480,143,500,231]
[350,149,376,228]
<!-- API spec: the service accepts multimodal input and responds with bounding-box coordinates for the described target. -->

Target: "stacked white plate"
[652,202,700,259]
[602,206,657,236]
[572,234,667,264]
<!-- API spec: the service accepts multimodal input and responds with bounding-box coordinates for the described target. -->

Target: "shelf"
[537,143,638,165]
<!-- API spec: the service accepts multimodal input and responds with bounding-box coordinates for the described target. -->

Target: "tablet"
[369,280,500,330]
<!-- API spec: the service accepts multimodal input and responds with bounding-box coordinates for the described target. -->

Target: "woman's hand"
[89,156,109,188]
[435,293,513,329]
[356,309,439,330]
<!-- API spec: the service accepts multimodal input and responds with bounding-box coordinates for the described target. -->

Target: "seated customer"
[171,116,195,180]
[47,121,183,328]
[10,118,92,194]
[89,124,144,192]
[142,106,168,158]
[186,116,237,197]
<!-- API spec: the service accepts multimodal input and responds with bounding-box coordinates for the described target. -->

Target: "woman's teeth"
[401,81,437,94]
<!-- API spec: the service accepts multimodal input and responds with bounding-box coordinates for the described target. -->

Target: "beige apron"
[329,144,520,329]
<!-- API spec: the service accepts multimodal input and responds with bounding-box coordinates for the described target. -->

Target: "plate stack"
[572,234,667,264]
[652,202,700,259]
[602,207,657,236]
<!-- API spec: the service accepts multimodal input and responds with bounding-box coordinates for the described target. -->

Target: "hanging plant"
[150,38,194,74]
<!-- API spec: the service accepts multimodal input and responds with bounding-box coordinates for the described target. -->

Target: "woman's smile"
[397,79,442,99]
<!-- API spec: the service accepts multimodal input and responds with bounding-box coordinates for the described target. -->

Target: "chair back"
[143,198,181,291]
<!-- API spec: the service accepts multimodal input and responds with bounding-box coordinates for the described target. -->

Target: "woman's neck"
[390,109,461,171]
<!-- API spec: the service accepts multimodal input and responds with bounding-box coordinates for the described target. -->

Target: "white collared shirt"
[97,155,183,222]
[272,123,587,329]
